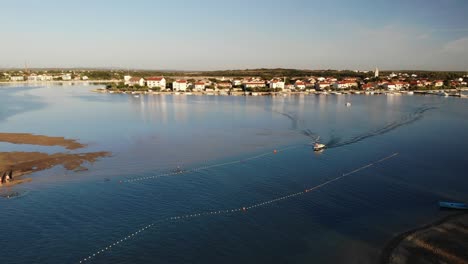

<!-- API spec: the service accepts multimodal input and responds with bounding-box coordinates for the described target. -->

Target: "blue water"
[1,85,467,264]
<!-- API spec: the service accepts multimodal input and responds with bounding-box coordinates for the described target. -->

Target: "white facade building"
[294,81,306,90]
[62,74,72,81]
[10,76,24,81]
[194,81,205,91]
[146,77,166,89]
[173,80,188,91]
[244,81,265,89]
[269,80,285,90]
[128,77,146,86]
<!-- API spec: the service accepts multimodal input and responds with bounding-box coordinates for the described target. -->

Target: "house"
[10,76,24,81]
[173,80,188,91]
[294,81,306,90]
[62,74,72,81]
[82,76,89,81]
[232,79,243,87]
[410,80,424,87]
[362,83,374,90]
[434,80,444,87]
[384,82,407,90]
[27,74,39,81]
[146,77,166,89]
[269,79,285,90]
[194,81,205,91]
[41,75,53,81]
[333,80,358,89]
[128,77,146,86]
[285,84,295,90]
[244,81,265,89]
[216,82,232,90]
[315,82,331,90]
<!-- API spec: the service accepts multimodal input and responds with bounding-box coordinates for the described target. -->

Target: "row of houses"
[122,74,468,92]
[8,73,88,81]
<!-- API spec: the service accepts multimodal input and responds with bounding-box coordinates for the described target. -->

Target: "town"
[2,68,468,96]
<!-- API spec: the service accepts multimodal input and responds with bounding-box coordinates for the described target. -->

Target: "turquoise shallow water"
[0,85,467,264]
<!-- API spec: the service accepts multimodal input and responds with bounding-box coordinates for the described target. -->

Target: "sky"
[1,0,467,71]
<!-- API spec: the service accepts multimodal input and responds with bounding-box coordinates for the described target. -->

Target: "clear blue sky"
[1,0,467,71]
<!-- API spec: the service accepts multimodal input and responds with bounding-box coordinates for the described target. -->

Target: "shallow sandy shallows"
[383,213,468,264]
[0,133,85,150]
[0,133,110,187]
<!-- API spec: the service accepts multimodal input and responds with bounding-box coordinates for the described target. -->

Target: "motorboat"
[313,136,326,151]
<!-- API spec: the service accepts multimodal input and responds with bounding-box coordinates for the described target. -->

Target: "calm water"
[1,84,467,264]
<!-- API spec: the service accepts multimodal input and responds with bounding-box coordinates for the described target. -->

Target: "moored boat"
[439,201,468,210]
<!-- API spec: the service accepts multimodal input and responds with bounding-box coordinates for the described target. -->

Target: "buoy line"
[79,152,398,263]
[121,145,300,183]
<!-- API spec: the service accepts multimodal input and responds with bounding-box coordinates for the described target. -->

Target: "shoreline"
[380,212,468,264]
[93,88,467,98]
[0,80,119,84]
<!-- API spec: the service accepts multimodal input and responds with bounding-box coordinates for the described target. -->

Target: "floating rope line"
[79,152,398,263]
[121,145,300,183]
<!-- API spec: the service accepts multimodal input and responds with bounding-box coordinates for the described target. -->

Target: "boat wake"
[327,105,436,148]
[273,110,302,130]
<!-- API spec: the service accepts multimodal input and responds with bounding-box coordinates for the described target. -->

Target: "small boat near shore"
[439,201,468,210]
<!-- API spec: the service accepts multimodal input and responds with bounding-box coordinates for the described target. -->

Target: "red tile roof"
[129,77,143,82]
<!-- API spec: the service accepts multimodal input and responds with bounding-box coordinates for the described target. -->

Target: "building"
[362,83,374,90]
[62,74,72,81]
[146,77,166,89]
[315,82,331,90]
[173,80,188,91]
[434,80,444,87]
[27,74,39,81]
[384,82,407,90]
[128,77,146,86]
[82,76,89,80]
[244,81,265,89]
[232,79,242,86]
[194,81,205,91]
[269,79,285,90]
[410,80,424,87]
[10,76,24,81]
[333,80,358,89]
[294,81,306,90]
[216,82,232,90]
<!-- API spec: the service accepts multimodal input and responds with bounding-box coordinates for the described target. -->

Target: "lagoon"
[0,84,467,264]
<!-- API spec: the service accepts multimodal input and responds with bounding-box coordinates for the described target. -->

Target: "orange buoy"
[273,150,277,154]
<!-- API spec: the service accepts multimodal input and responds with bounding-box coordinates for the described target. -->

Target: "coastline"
[0,80,119,84]
[92,88,467,97]
[380,212,468,264]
